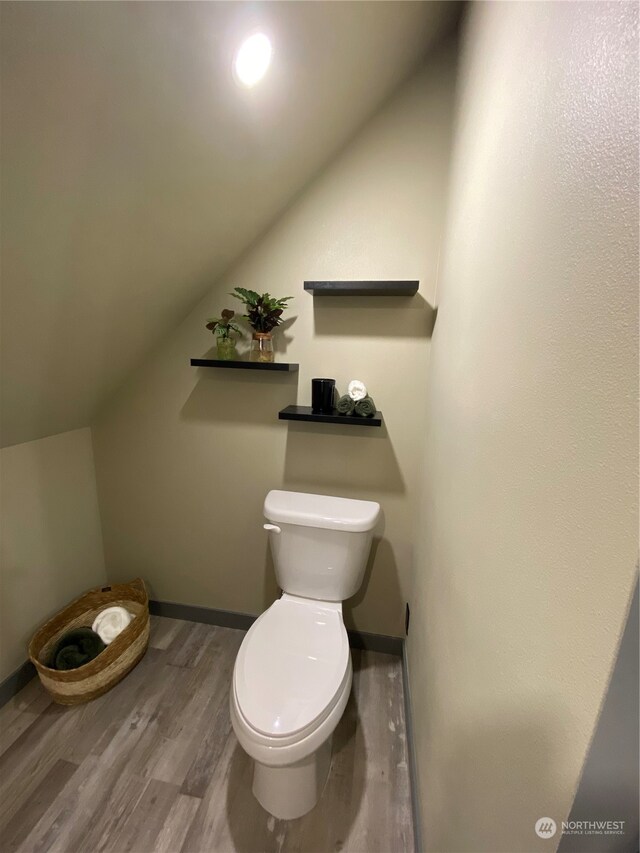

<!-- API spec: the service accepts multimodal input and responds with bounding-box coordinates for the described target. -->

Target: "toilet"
[230,489,380,820]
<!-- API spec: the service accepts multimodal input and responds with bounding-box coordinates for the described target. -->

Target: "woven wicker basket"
[29,577,150,705]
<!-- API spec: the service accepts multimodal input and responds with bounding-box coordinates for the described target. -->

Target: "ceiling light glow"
[234,33,272,87]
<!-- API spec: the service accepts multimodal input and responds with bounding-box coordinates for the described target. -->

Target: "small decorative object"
[205,309,242,360]
[337,379,377,417]
[336,395,355,415]
[354,395,377,417]
[311,378,336,413]
[347,379,368,401]
[250,333,274,363]
[231,288,293,363]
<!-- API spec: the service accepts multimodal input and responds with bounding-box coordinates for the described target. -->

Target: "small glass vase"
[216,337,237,361]
[250,332,274,363]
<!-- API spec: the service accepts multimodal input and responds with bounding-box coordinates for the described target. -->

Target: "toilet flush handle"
[263,523,281,534]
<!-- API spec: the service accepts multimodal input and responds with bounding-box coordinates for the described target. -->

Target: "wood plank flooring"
[0,617,413,853]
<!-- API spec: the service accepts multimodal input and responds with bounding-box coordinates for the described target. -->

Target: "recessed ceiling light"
[234,33,272,88]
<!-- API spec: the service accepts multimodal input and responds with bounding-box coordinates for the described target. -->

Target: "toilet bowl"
[230,594,352,819]
[230,490,380,819]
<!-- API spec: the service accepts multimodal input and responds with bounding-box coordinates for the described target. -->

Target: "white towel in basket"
[92,606,135,645]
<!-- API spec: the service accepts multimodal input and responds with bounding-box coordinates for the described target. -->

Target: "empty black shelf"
[304,280,418,296]
[279,405,382,427]
[191,359,298,372]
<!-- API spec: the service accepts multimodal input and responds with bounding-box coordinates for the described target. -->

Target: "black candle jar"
[311,378,336,413]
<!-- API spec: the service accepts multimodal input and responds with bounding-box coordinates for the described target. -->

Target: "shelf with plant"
[230,288,293,363]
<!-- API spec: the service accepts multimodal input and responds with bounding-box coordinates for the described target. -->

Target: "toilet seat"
[230,658,352,768]
[233,594,350,742]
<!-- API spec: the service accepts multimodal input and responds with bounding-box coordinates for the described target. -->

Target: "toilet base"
[252,735,333,820]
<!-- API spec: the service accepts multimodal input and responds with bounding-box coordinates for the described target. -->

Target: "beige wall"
[92,47,456,637]
[0,1,457,449]
[0,428,106,680]
[407,3,639,852]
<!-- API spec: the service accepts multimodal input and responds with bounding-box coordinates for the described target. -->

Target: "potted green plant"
[230,288,293,363]
[205,309,242,360]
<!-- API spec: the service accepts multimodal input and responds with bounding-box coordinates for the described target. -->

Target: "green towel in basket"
[336,394,356,415]
[355,396,377,417]
[50,628,106,671]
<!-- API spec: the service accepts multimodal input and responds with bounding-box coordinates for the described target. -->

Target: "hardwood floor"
[0,617,413,853]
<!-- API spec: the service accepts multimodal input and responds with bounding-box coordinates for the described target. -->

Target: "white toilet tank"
[263,490,381,602]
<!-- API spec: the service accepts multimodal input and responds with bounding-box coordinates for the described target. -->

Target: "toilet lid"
[234,596,349,739]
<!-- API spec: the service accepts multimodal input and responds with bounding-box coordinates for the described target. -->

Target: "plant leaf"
[231,287,260,306]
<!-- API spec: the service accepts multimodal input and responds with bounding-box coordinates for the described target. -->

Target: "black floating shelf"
[304,280,418,297]
[191,359,298,372]
[279,405,382,427]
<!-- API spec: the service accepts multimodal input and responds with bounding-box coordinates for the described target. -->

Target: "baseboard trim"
[149,598,403,657]
[0,660,36,709]
[346,629,403,657]
[149,599,256,631]
[402,642,424,853]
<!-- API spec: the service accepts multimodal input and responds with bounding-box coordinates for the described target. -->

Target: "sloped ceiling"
[0,1,459,447]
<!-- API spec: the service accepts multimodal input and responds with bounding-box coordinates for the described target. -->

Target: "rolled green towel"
[55,646,92,670]
[355,395,377,417]
[49,628,106,671]
[336,394,355,415]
